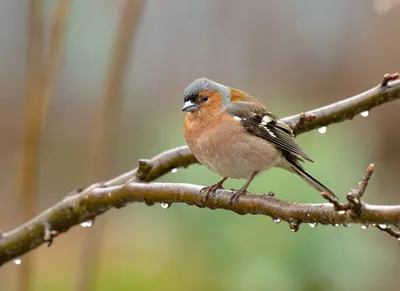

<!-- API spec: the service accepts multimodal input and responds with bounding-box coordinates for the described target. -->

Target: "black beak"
[182,100,199,112]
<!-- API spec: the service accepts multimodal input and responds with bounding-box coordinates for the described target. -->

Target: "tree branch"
[1,74,400,266]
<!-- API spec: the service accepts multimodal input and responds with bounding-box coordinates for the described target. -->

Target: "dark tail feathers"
[288,160,338,201]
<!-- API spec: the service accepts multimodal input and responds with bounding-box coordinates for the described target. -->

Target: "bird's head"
[182,78,231,116]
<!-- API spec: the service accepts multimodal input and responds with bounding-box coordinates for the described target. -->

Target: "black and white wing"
[227,101,313,162]
[227,101,338,199]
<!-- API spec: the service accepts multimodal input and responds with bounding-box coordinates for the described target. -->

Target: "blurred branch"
[2,73,400,266]
[18,1,43,289]
[75,1,144,290]
[41,0,70,124]
[18,1,69,289]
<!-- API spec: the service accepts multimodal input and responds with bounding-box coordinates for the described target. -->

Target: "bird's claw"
[226,189,248,206]
[199,183,224,204]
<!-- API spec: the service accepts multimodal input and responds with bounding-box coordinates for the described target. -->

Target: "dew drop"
[80,220,93,228]
[171,168,178,174]
[160,202,171,209]
[360,111,369,117]
[397,238,400,241]
[361,224,368,230]
[308,222,318,228]
[14,258,22,265]
[379,224,387,229]
[318,126,327,134]
[289,221,300,232]
[343,223,351,227]
[334,223,340,227]
[338,210,345,215]
[273,218,281,224]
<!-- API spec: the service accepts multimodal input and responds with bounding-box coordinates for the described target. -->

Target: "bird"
[182,77,338,205]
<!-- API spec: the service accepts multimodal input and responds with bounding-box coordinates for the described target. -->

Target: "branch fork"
[1,73,400,266]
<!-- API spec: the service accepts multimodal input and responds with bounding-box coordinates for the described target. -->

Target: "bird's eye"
[202,96,208,102]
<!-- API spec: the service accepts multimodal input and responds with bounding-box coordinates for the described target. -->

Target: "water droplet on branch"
[273,218,281,224]
[160,202,171,209]
[361,224,368,230]
[171,168,178,174]
[80,220,93,228]
[14,258,22,265]
[308,222,318,228]
[360,111,369,117]
[318,126,327,134]
[379,224,387,229]
[289,221,300,232]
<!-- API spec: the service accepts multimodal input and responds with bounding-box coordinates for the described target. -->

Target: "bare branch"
[2,171,400,267]
[374,224,400,240]
[1,74,400,266]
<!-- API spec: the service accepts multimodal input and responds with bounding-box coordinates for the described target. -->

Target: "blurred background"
[1,0,400,290]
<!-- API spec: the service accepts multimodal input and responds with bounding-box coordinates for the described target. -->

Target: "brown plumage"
[182,78,337,204]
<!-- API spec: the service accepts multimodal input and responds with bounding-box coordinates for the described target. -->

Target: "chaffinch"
[182,78,337,204]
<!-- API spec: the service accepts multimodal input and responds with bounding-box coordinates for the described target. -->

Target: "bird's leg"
[227,172,258,206]
[200,177,228,203]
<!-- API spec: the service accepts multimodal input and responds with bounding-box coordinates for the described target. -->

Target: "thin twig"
[346,164,375,214]
[320,163,375,214]
[287,75,400,135]
[374,224,400,240]
[381,72,399,88]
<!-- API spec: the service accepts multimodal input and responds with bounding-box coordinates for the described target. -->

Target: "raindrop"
[379,224,387,229]
[318,126,327,134]
[334,223,340,227]
[308,222,318,228]
[343,223,351,227]
[338,210,345,215]
[160,202,171,209]
[14,258,22,265]
[289,221,299,232]
[171,168,178,174]
[80,220,93,228]
[397,238,400,241]
[360,111,369,117]
[273,218,281,224]
[361,224,368,230]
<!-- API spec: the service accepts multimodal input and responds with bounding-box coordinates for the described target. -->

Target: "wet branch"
[1,74,400,266]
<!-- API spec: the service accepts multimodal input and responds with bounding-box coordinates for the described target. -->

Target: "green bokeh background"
[1,1,400,290]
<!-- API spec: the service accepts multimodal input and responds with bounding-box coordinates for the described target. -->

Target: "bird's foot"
[200,183,224,204]
[226,187,248,206]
